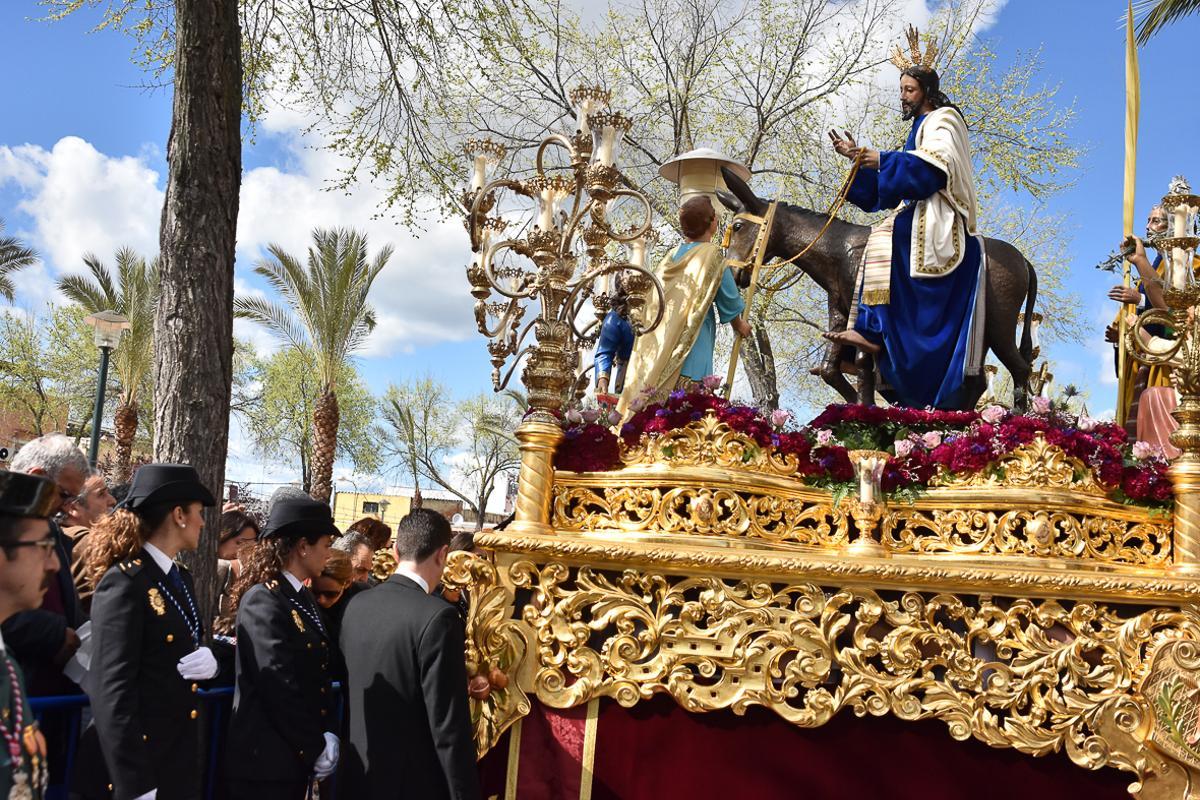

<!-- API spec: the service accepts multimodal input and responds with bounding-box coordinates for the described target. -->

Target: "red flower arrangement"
[552,387,1173,509]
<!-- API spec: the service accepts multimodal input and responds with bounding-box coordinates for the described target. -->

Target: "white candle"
[595,127,616,166]
[470,154,488,192]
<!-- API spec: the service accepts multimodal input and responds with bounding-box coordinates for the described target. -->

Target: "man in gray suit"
[340,508,479,799]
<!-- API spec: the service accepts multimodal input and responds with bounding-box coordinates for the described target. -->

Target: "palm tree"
[236,228,392,504]
[0,218,38,302]
[58,248,159,482]
[1135,0,1200,42]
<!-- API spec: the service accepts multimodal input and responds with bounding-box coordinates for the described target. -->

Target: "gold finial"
[890,25,939,71]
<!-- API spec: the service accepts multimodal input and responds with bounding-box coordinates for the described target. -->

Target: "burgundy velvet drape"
[481,696,1133,800]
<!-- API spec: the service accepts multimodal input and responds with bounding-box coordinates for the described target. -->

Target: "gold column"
[508,416,563,537]
[1170,394,1200,573]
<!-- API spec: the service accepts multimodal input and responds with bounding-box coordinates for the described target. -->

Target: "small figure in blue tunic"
[825,60,984,410]
[594,280,635,396]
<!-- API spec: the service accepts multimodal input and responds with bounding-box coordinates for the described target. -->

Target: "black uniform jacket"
[82,549,205,800]
[226,577,337,784]
[340,574,480,800]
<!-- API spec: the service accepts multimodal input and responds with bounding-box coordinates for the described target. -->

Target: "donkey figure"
[716,167,1037,412]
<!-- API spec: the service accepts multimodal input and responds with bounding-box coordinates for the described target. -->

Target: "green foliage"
[235,228,391,391]
[0,219,38,303]
[236,346,381,489]
[0,305,115,438]
[382,376,520,528]
[57,247,159,409]
[1134,0,1200,43]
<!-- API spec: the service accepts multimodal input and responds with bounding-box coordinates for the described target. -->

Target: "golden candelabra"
[1125,179,1200,573]
[463,86,665,534]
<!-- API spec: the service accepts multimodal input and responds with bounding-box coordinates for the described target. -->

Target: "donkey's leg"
[820,308,858,403]
[855,353,876,405]
[991,327,1031,412]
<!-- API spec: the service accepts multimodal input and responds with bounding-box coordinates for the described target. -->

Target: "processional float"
[454,86,1200,799]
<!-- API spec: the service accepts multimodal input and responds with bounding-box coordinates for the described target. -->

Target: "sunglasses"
[312,589,343,601]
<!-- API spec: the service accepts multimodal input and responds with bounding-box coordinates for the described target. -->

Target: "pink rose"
[921,431,942,449]
[701,374,723,391]
[580,408,601,424]
[980,405,1005,424]
[894,439,914,458]
[607,409,622,427]
[1078,415,1098,432]
[770,409,792,428]
[566,408,583,425]
[816,429,833,446]
[1132,440,1159,460]
[1032,395,1051,414]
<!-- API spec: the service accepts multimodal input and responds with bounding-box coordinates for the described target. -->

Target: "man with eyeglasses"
[0,468,65,799]
[4,436,90,795]
[3,435,88,694]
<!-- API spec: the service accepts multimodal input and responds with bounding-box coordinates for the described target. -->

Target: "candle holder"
[845,450,889,557]
[1125,179,1200,574]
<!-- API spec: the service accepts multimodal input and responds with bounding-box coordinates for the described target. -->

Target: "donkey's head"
[715,167,773,276]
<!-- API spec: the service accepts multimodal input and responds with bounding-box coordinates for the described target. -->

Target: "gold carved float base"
[448,546,1200,798]
[445,415,1200,798]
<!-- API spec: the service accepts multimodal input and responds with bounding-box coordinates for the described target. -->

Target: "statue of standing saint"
[618,196,751,413]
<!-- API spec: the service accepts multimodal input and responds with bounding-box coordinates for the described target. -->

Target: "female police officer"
[225,495,338,799]
[80,464,219,800]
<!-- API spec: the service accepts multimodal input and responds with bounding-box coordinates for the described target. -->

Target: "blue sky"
[1,1,1197,487]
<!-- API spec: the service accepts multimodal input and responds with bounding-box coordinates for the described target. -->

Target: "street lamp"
[82,310,130,467]
[338,475,360,525]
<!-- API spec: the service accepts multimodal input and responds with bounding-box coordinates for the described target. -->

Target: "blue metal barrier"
[30,685,343,800]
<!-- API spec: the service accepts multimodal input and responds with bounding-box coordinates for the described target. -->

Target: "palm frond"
[234,295,310,351]
[1134,0,1200,43]
[0,218,37,302]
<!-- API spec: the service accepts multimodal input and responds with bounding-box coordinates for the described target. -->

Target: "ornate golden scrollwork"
[487,558,1200,788]
[551,482,850,547]
[881,506,1173,566]
[934,435,1105,494]
[443,551,531,757]
[618,414,801,477]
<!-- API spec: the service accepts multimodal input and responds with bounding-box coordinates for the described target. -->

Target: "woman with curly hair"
[225,495,340,799]
[74,464,219,800]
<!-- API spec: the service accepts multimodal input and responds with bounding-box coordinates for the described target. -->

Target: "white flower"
[565,408,583,425]
[921,431,942,449]
[1032,395,1051,414]
[894,439,914,458]
[1132,440,1159,460]
[1078,415,1098,432]
[770,409,792,428]
[607,409,622,427]
[816,429,833,446]
[980,405,1005,424]
[580,408,601,424]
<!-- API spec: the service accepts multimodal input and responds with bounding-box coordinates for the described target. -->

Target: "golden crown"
[889,25,939,70]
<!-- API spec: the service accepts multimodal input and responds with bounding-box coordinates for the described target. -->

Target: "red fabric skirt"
[481,695,1132,800]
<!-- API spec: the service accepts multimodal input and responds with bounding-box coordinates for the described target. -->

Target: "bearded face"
[899,74,925,121]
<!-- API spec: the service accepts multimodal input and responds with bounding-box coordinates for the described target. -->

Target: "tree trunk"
[310,387,340,504]
[412,484,423,510]
[113,399,139,483]
[153,0,242,624]
[742,321,780,410]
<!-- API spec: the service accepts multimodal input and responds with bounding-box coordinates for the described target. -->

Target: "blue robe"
[675,242,745,381]
[848,114,982,409]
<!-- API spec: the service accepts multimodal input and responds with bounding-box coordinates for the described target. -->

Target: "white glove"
[176,646,219,681]
[312,731,340,779]
[132,791,157,800]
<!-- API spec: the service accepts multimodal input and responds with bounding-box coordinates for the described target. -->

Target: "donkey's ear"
[715,189,742,213]
[720,167,765,215]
